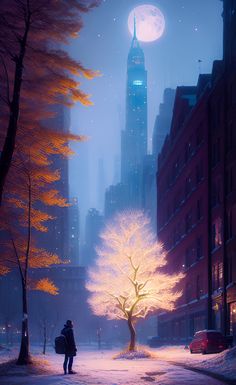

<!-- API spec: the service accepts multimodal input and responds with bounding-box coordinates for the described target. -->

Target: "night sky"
[68,0,223,232]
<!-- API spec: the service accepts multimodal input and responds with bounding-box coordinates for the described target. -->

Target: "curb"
[165,360,236,385]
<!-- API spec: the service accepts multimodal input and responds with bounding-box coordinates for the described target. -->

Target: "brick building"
[156,0,236,344]
[157,82,211,343]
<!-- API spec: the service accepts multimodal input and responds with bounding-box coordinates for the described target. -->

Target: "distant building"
[97,158,106,212]
[39,105,70,261]
[104,183,128,219]
[143,88,175,228]
[152,88,175,158]
[156,0,236,344]
[68,197,80,265]
[120,17,147,209]
[104,18,148,219]
[142,154,156,226]
[81,208,104,266]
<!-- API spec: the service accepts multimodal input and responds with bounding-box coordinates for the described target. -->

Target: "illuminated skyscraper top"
[121,16,147,203]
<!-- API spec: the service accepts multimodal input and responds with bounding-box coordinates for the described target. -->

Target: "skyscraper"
[39,105,70,261]
[152,88,175,158]
[121,17,147,208]
[81,208,104,266]
[68,197,80,265]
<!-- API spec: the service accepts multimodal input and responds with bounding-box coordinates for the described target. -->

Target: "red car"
[189,330,228,354]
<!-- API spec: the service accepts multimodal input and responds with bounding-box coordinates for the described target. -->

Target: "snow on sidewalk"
[0,349,228,385]
[0,346,235,384]
[150,345,236,380]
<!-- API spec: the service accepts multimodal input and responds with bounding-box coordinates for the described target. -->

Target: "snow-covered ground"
[0,346,235,385]
[149,345,236,381]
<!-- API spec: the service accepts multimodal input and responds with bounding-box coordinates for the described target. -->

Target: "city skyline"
[69,0,223,216]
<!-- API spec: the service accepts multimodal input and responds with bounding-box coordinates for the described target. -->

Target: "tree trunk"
[0,8,31,206]
[127,317,136,351]
[17,280,31,365]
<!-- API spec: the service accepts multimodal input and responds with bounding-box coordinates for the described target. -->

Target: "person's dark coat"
[61,325,77,357]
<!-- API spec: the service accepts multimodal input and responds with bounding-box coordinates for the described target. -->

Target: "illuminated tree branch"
[86,211,184,351]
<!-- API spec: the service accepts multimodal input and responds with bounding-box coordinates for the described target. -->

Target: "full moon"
[128,4,165,43]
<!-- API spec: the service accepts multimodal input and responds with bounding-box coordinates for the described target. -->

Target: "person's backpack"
[55,334,67,354]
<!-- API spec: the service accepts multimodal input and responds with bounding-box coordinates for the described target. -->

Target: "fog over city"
[68,0,222,228]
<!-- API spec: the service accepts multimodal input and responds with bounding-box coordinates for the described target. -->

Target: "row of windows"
[159,313,206,339]
[211,217,223,251]
[211,210,235,251]
[164,198,204,250]
[159,163,204,229]
[185,274,204,303]
[184,236,204,269]
[212,262,223,291]
[163,126,204,193]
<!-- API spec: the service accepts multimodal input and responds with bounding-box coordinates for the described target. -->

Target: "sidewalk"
[150,345,236,383]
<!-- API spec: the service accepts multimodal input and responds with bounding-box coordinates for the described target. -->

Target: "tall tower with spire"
[121,17,147,207]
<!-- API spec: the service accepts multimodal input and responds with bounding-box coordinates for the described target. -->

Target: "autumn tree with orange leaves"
[0,0,100,205]
[0,0,100,365]
[0,123,83,364]
[87,211,184,352]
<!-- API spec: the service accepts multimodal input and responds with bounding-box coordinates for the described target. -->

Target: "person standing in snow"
[61,320,77,374]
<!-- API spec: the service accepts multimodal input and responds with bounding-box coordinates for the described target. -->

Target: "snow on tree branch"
[86,211,184,322]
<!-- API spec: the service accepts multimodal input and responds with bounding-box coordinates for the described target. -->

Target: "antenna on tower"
[133,14,137,39]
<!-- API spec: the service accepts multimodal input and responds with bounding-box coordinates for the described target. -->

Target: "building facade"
[157,83,210,342]
[156,0,236,343]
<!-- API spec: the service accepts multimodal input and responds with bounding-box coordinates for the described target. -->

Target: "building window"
[185,141,192,163]
[211,217,222,250]
[172,158,180,181]
[226,209,233,240]
[211,138,221,168]
[231,81,236,105]
[185,247,191,268]
[196,161,204,184]
[186,282,192,303]
[173,194,179,213]
[226,167,234,195]
[196,236,203,260]
[229,302,236,336]
[219,262,223,287]
[196,125,204,147]
[185,176,192,197]
[196,198,203,221]
[185,245,195,268]
[228,254,233,284]
[211,178,221,207]
[227,122,233,152]
[196,275,203,299]
[185,211,193,233]
[213,262,223,291]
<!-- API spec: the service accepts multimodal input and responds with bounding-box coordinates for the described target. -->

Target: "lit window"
[133,80,143,86]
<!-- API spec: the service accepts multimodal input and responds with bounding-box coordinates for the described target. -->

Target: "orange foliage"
[33,278,59,296]
[0,0,101,294]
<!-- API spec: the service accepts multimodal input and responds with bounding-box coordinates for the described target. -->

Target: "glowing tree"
[86,211,183,351]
